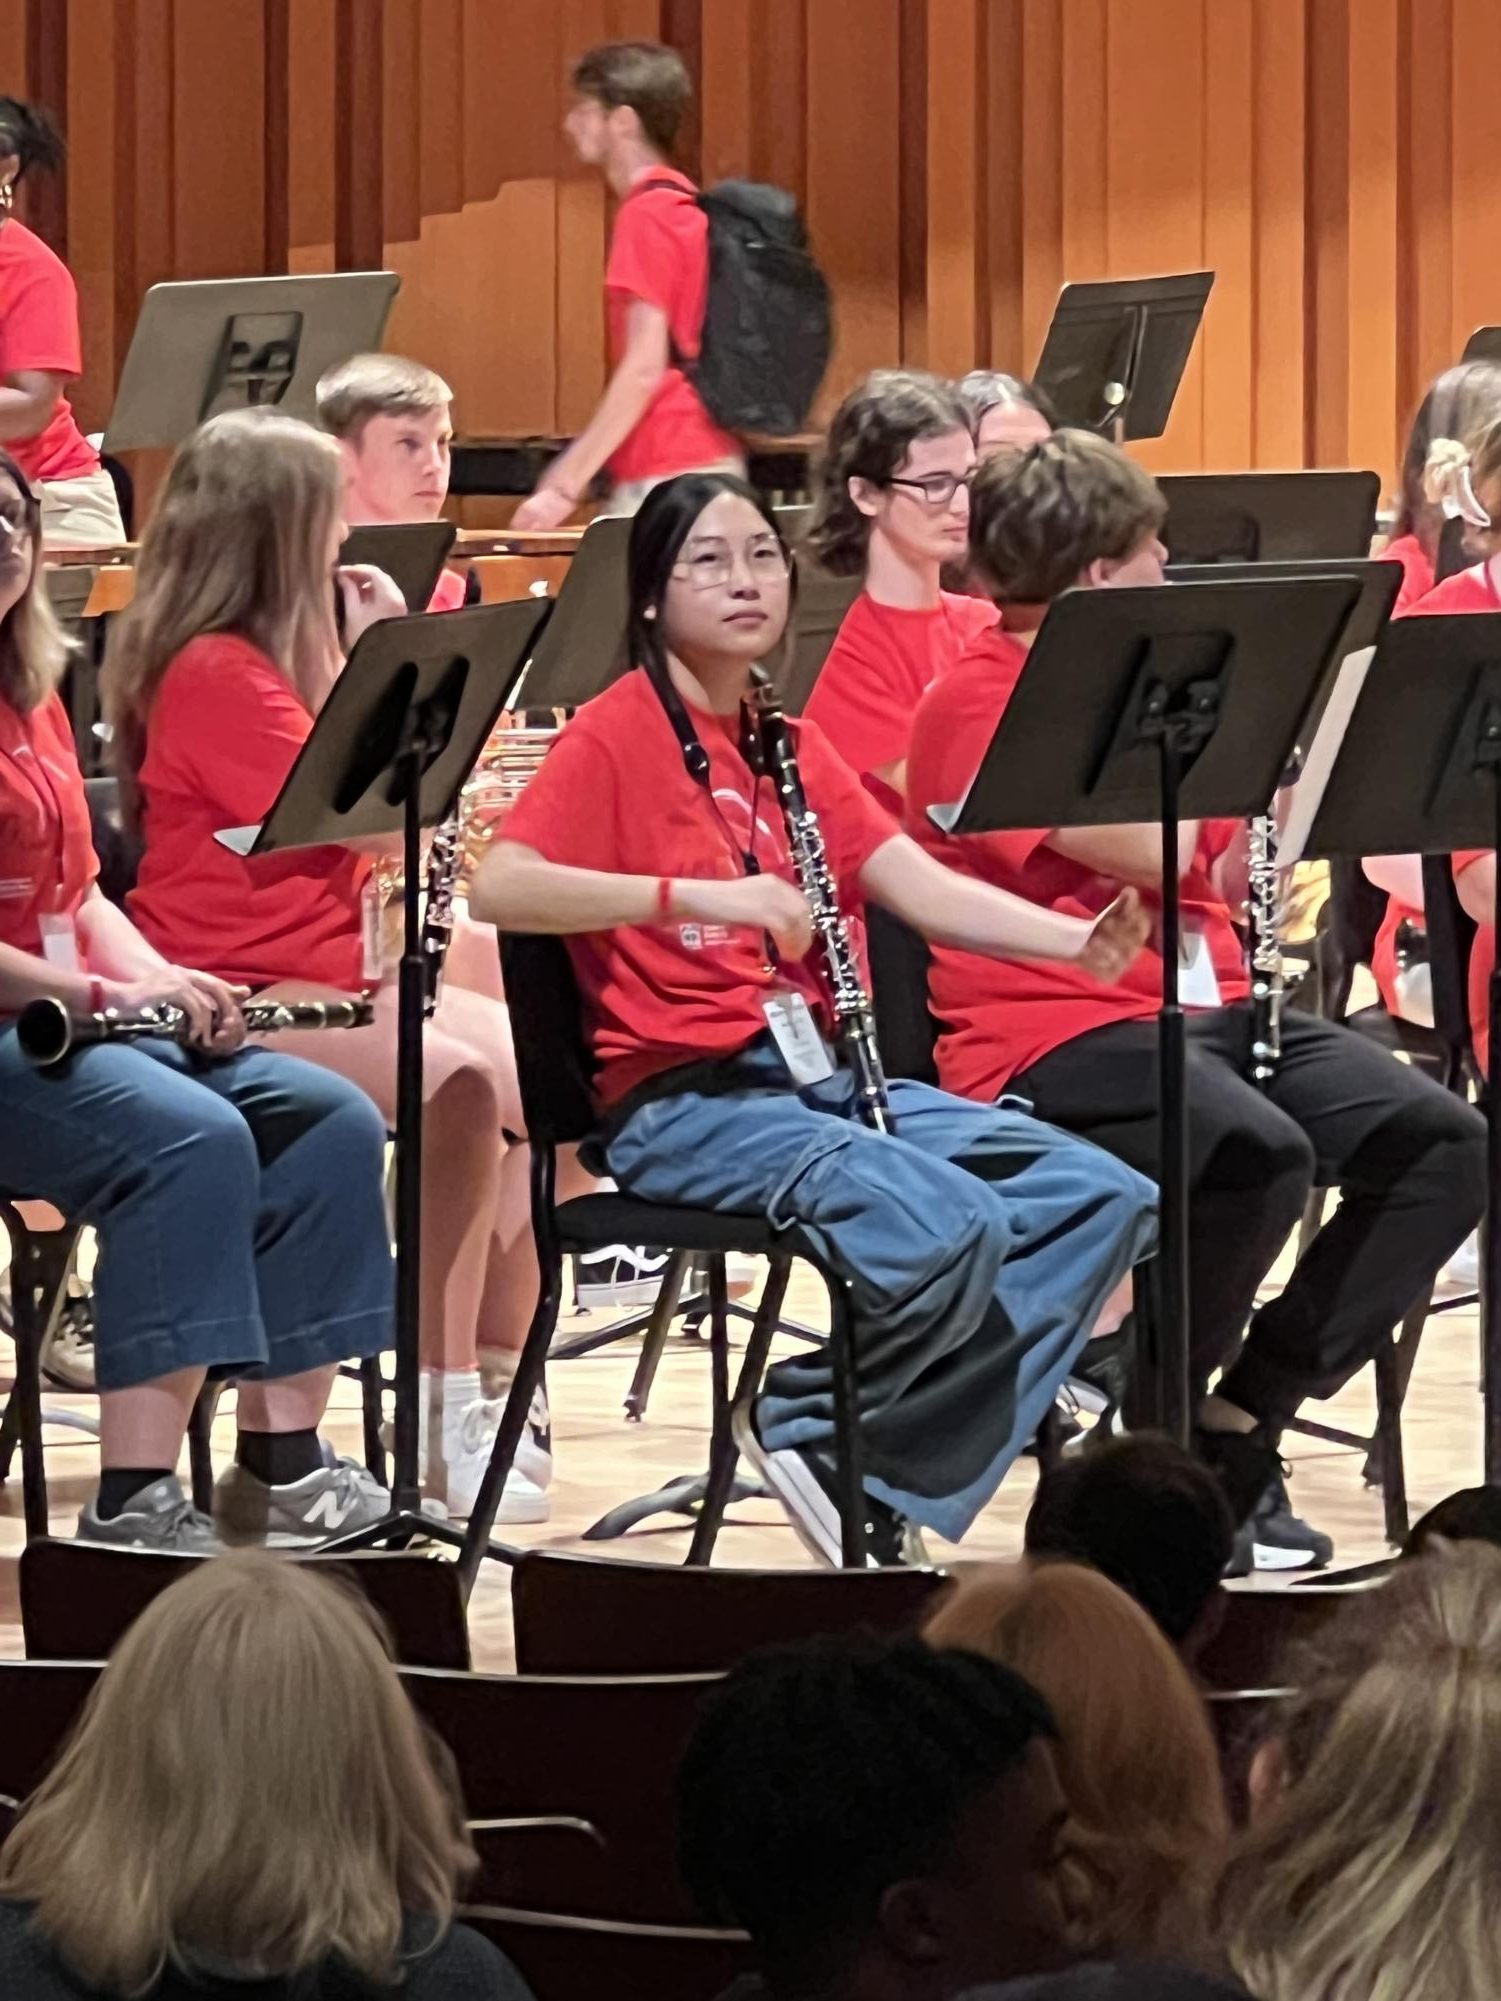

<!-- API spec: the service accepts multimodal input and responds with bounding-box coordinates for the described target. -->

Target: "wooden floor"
[0,1259,1483,1672]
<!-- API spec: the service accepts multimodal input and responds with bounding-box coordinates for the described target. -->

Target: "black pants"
[1010,1004,1487,1419]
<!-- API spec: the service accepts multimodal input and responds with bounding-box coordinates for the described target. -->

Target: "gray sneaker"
[214,1456,396,1547]
[77,1475,222,1553]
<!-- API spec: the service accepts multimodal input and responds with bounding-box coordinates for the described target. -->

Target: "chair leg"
[1296,1186,1326,1262]
[1374,1333,1409,1544]
[6,1227,50,1542]
[1360,1292,1429,1489]
[187,1383,220,1514]
[687,1255,790,1566]
[827,1279,866,1568]
[359,1357,388,1485]
[623,1249,693,1422]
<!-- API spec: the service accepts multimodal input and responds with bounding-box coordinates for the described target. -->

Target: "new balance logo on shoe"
[303,1487,359,1531]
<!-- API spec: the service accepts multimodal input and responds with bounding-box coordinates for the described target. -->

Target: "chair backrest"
[512,1549,948,1675]
[0,1660,102,1801]
[1206,1686,1294,1823]
[1325,857,1387,982]
[778,554,862,715]
[462,1906,751,2001]
[1422,854,1478,1078]
[401,1667,720,1922]
[19,1540,470,1669]
[1196,1580,1377,1693]
[84,776,143,908]
[498,933,597,1145]
[865,904,940,1085]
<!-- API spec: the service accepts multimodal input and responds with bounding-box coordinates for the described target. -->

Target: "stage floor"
[0,1259,1481,1671]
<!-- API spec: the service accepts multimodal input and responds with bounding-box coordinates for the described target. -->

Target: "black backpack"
[643,177,833,437]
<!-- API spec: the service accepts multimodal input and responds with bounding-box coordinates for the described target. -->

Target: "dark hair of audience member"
[1403,1481,1501,1557]
[676,1634,1072,1998]
[1024,1432,1234,1657]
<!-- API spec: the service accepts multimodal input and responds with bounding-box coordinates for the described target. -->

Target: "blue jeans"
[604,1043,1158,1540]
[0,1032,393,1391]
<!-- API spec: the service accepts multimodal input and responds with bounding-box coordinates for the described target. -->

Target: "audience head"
[957,372,1057,458]
[0,450,68,712]
[925,1562,1228,1960]
[1405,1481,1501,1557]
[0,1552,475,1996]
[0,97,65,202]
[1218,1542,1501,2001]
[968,431,1167,609]
[960,1968,1253,2001]
[1024,1432,1234,1660]
[566,40,692,165]
[1396,358,1501,553]
[104,409,344,822]
[677,1634,1073,2001]
[627,470,795,684]
[317,352,454,526]
[807,368,975,580]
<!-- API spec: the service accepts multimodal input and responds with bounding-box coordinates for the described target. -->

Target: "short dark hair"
[626,469,795,678]
[968,430,1166,604]
[676,1635,1056,1987]
[571,41,692,155]
[1405,1484,1501,1558]
[805,369,971,577]
[1024,1433,1234,1647]
[0,97,65,180]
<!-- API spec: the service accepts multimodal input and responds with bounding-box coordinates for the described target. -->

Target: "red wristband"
[87,976,105,1014]
[655,877,676,923]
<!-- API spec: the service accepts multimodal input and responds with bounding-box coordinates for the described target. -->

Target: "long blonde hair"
[1218,1542,1501,2001]
[102,408,343,826]
[0,1552,475,1996]
[925,1560,1229,1959]
[0,451,70,713]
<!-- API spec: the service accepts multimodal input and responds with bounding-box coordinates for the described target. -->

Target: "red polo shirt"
[0,220,100,485]
[605,168,740,486]
[905,624,1248,1099]
[501,666,897,1106]
[128,634,369,990]
[804,590,999,810]
[0,691,97,955]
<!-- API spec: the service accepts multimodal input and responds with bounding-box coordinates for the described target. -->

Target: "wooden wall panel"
[12,0,1501,490]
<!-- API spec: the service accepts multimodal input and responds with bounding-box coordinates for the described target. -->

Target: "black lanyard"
[646,663,767,880]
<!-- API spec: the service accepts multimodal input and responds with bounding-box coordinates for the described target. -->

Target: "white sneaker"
[575,1244,670,1309]
[445,1392,551,1523]
[1436,1232,1481,1297]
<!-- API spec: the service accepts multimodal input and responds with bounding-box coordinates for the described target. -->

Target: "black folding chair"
[457,934,869,1591]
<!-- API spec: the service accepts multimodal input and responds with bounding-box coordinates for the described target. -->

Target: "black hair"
[0,98,65,181]
[675,1634,1057,1987]
[626,470,795,681]
[1405,1483,1501,1558]
[1024,1432,1234,1648]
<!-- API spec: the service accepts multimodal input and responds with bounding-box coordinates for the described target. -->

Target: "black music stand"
[1300,613,1501,1479]
[216,601,548,1562]
[1159,472,1380,564]
[928,577,1361,1439]
[503,515,632,709]
[339,523,456,614]
[1032,272,1214,440]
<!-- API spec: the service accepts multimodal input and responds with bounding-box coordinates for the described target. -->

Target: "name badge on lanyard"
[38,911,81,971]
[1177,924,1222,1007]
[762,989,835,1085]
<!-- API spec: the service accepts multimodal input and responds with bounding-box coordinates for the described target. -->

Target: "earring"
[0,180,12,216]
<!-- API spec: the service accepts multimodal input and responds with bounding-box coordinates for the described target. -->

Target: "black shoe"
[1195,1423,1284,1529]
[732,1406,926,1568]
[1250,1465,1333,1572]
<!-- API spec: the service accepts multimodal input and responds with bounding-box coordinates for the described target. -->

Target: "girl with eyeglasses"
[802,370,998,809]
[0,450,393,1552]
[474,470,1157,1567]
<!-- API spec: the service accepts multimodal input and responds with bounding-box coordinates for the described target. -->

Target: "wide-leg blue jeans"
[604,1042,1158,1541]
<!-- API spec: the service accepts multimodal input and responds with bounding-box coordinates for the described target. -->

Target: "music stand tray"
[932,576,1362,1441]
[105,272,400,452]
[1303,612,1501,1479]
[1032,272,1215,440]
[339,523,457,616]
[1158,471,1380,564]
[216,601,548,1566]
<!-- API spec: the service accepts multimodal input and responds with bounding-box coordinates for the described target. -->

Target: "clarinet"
[17,994,374,1070]
[747,666,895,1134]
[1246,809,1283,1088]
[420,812,462,1017]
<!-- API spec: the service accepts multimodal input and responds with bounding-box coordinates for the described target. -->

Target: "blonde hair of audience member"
[1394,360,1501,554]
[1218,1542,1501,2001]
[0,1553,475,1994]
[104,409,343,825]
[0,451,70,712]
[925,1560,1229,1960]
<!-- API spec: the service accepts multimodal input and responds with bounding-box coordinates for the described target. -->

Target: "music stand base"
[581,1472,765,1542]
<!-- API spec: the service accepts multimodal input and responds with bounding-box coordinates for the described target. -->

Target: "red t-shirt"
[427,568,467,614]
[1454,851,1492,1074]
[1379,531,1436,613]
[905,625,1249,1099]
[804,590,1000,811]
[128,634,369,990]
[1402,560,1501,617]
[604,168,741,486]
[0,220,99,486]
[501,666,898,1106]
[0,691,98,955]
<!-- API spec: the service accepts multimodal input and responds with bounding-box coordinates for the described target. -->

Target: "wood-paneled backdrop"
[3,0,1498,490]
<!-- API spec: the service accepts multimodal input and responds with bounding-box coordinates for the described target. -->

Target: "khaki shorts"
[39,468,126,549]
